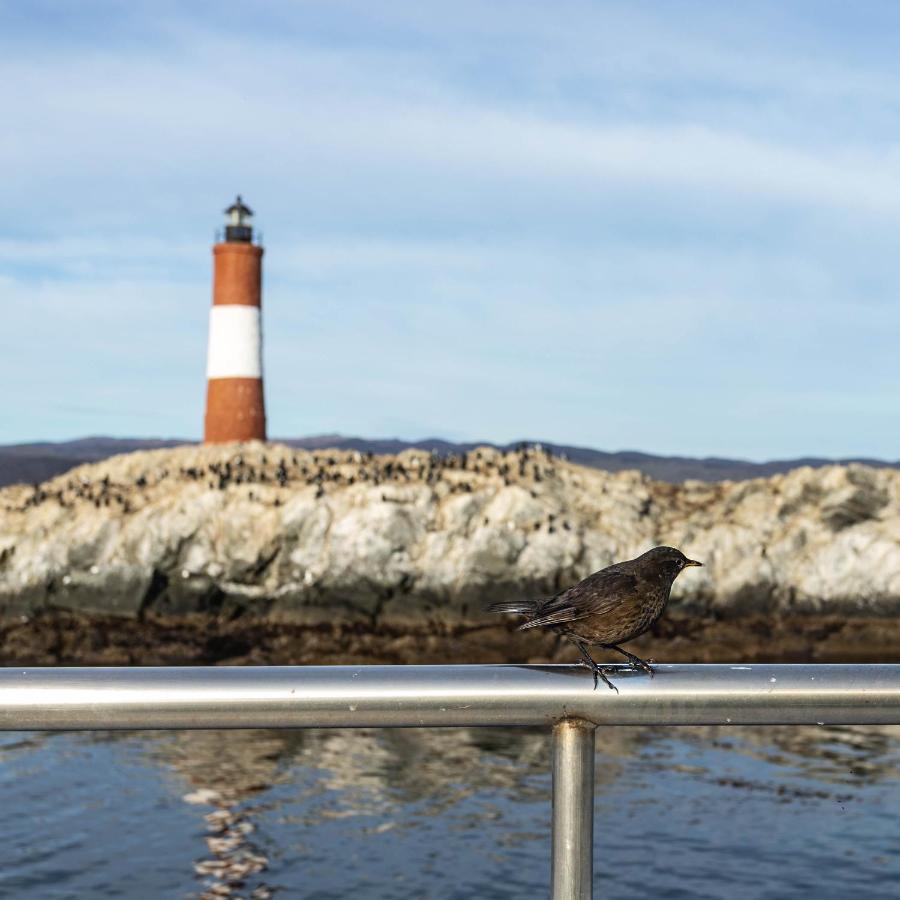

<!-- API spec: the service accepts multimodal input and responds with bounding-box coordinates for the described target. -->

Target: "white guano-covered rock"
[0,444,898,622]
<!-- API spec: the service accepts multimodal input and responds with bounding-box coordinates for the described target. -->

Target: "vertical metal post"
[551,718,596,899]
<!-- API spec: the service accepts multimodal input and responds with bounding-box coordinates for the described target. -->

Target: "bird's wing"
[518,567,638,630]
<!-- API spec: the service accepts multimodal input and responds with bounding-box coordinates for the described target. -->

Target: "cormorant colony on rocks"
[5,445,571,533]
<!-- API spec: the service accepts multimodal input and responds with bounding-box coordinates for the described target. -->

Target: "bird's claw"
[620,650,654,677]
[582,660,619,693]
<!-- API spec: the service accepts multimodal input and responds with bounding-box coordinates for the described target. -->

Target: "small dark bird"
[488,546,702,691]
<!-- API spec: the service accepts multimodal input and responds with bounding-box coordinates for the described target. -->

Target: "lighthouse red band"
[204,196,267,443]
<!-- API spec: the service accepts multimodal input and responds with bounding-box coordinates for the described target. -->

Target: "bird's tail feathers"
[486,599,538,616]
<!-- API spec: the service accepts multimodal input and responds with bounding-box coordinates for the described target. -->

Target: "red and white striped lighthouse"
[203,196,267,443]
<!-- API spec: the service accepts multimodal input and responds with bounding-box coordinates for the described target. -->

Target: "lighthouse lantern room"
[224,195,254,243]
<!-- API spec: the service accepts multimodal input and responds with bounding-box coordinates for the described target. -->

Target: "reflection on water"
[0,723,897,899]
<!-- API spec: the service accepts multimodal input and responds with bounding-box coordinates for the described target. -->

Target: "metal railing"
[2,663,899,899]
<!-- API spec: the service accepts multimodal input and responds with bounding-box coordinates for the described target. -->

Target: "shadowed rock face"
[1,442,899,625]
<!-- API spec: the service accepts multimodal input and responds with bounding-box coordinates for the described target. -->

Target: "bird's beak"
[684,559,703,567]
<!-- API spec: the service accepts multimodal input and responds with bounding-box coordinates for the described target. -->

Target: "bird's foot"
[622,651,655,676]
[636,659,655,677]
[581,660,619,693]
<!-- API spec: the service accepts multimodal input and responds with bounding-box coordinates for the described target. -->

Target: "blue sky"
[2,1,899,459]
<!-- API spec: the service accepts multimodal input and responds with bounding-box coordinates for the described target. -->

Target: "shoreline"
[2,612,898,667]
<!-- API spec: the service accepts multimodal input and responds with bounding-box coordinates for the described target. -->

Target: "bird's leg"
[604,644,654,676]
[569,637,618,693]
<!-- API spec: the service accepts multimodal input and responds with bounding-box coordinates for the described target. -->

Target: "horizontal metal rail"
[3,663,898,900]
[1,663,898,730]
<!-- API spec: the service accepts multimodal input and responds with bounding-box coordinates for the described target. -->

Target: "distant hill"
[0,434,896,488]
[0,438,186,488]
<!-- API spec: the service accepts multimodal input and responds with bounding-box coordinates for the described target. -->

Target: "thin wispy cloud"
[2,1,899,458]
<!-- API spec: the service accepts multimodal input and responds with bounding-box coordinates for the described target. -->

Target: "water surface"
[0,723,897,898]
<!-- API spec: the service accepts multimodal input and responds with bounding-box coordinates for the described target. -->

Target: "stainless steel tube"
[1,664,899,731]
[552,719,596,900]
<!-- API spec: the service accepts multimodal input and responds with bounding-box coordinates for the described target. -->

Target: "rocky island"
[1,443,898,665]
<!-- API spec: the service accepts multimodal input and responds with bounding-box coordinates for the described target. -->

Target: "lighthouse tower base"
[204,378,266,443]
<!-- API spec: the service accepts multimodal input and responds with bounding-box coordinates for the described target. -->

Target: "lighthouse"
[203,196,267,443]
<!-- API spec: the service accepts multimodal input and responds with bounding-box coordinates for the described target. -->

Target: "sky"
[2,0,900,460]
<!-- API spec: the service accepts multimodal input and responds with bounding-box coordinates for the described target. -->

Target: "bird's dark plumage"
[488,546,702,691]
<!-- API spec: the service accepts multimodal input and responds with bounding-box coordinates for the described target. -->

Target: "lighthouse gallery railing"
[2,662,899,899]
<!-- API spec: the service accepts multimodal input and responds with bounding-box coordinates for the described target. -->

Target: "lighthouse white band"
[206,305,263,378]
